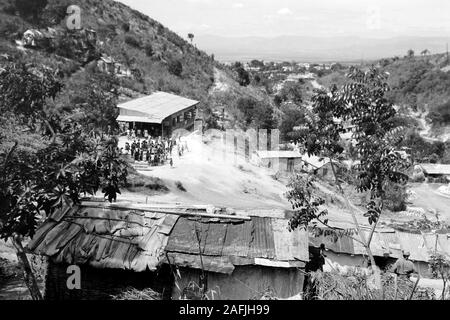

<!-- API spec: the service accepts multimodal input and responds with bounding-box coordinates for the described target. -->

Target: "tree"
[125,35,141,49]
[168,59,183,77]
[76,73,120,134]
[236,97,275,129]
[429,254,450,300]
[287,67,410,297]
[232,62,250,87]
[407,49,415,58]
[0,63,128,299]
[279,81,304,105]
[421,49,430,56]
[188,33,194,44]
[280,103,307,141]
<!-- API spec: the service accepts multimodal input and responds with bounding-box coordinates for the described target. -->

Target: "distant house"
[251,150,303,173]
[301,155,341,181]
[282,66,294,72]
[97,55,132,78]
[22,29,45,47]
[419,164,450,181]
[28,202,309,300]
[97,55,116,74]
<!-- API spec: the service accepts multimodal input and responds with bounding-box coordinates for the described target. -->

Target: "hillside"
[0,0,275,131]
[317,53,450,144]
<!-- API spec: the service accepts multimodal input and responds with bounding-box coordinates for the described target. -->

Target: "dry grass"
[308,271,436,300]
[111,287,161,300]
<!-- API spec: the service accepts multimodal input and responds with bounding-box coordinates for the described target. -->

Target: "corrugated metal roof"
[420,163,450,175]
[301,155,330,169]
[309,231,355,255]
[165,216,309,271]
[255,150,302,159]
[29,206,180,272]
[29,204,309,274]
[396,232,430,262]
[309,227,438,262]
[117,92,199,124]
[272,219,309,262]
[116,115,157,124]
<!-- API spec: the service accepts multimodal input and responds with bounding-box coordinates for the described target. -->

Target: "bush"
[144,43,153,57]
[175,181,186,192]
[168,59,183,77]
[121,23,130,32]
[124,35,141,49]
[430,100,450,125]
[232,62,250,86]
[383,183,408,212]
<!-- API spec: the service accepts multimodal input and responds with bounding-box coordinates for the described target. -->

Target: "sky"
[118,0,450,39]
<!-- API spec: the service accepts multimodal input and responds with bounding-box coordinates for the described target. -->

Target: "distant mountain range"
[195,35,450,63]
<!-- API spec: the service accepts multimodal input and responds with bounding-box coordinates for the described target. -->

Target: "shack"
[251,150,303,173]
[419,164,450,182]
[301,155,340,181]
[28,202,309,300]
[117,92,199,137]
[309,223,450,277]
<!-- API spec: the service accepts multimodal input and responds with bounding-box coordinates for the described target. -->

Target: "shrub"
[124,35,141,49]
[232,62,250,86]
[383,183,407,212]
[121,23,130,32]
[175,181,186,192]
[168,59,183,77]
[144,43,153,57]
[14,0,48,21]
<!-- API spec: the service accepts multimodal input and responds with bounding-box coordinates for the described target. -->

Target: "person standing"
[390,251,420,278]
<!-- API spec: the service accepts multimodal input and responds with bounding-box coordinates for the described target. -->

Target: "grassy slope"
[0,0,275,131]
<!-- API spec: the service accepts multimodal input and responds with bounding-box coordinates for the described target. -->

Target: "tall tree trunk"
[11,234,43,300]
[329,160,383,298]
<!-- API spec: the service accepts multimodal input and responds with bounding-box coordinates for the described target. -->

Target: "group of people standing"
[123,135,188,167]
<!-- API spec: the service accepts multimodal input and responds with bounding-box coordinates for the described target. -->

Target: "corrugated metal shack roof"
[255,150,302,159]
[28,202,308,275]
[419,163,450,175]
[117,91,199,124]
[309,223,447,262]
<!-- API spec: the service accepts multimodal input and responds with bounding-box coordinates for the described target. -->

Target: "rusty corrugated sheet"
[309,230,355,255]
[378,232,402,258]
[422,233,450,258]
[166,252,235,274]
[248,217,275,259]
[396,231,430,262]
[222,221,253,257]
[165,217,199,254]
[272,218,309,262]
[28,204,179,272]
[29,205,310,274]
[437,234,450,257]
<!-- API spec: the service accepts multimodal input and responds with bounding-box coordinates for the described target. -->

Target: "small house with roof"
[116,92,200,137]
[251,150,303,173]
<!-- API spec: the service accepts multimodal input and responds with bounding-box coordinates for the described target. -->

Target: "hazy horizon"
[118,0,450,62]
[119,0,450,38]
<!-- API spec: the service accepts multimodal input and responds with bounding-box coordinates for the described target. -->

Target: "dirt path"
[409,183,450,222]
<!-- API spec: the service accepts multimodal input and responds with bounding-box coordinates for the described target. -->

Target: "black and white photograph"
[0,0,450,307]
